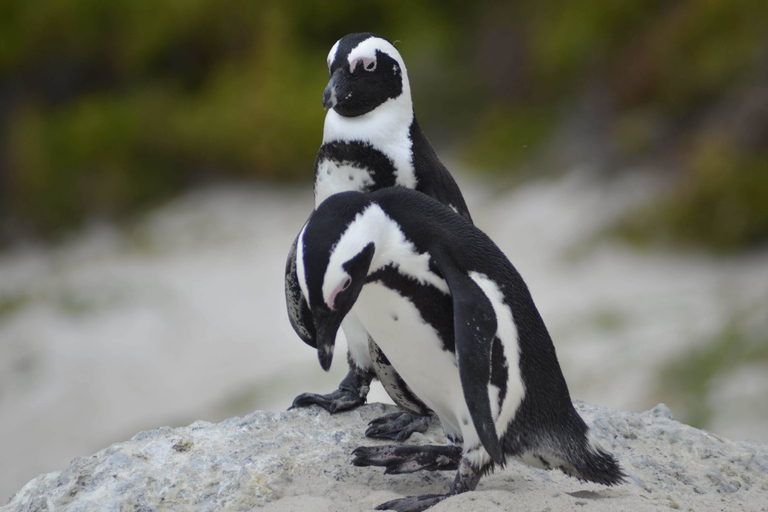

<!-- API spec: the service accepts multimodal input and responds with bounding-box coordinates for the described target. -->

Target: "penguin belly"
[341,312,375,371]
[353,283,481,450]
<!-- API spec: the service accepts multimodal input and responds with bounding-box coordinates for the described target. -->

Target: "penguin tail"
[527,425,625,486]
[565,435,626,486]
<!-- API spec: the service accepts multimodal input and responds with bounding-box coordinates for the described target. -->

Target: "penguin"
[292,187,625,512]
[287,32,472,441]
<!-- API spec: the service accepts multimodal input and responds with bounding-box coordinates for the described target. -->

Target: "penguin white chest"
[353,283,475,443]
[314,159,375,207]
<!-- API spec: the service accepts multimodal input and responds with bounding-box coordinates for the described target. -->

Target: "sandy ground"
[1,168,767,503]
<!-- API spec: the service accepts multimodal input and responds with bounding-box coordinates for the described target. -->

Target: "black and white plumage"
[315,33,470,217]
[292,187,625,511]
[287,32,471,439]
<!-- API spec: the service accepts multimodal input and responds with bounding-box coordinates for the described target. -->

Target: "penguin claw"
[351,444,461,474]
[366,412,431,441]
[290,388,365,414]
[290,369,371,414]
[375,494,449,512]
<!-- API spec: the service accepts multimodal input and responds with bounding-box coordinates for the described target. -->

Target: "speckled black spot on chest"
[315,141,398,192]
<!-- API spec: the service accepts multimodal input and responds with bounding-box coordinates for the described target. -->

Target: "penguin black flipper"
[285,234,316,347]
[431,246,503,465]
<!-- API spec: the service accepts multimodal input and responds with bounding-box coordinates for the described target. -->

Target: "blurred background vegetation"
[1,0,768,454]
[1,0,767,249]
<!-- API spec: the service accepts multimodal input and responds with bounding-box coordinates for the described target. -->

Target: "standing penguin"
[292,187,625,512]
[286,32,472,440]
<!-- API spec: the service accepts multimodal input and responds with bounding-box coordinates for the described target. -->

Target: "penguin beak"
[322,67,349,110]
[317,343,334,372]
[314,311,341,371]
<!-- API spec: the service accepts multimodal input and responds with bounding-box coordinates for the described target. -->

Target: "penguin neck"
[322,93,416,189]
[322,202,447,298]
[361,206,449,294]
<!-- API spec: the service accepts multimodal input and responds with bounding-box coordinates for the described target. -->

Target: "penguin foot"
[351,444,461,474]
[289,369,370,414]
[374,494,448,512]
[365,412,431,441]
[371,456,482,511]
[290,388,364,414]
[352,445,480,512]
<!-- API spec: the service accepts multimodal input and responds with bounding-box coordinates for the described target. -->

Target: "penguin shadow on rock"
[286,33,473,441]
[288,187,625,512]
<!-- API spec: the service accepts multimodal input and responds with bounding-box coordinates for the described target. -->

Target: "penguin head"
[323,33,411,118]
[297,192,380,370]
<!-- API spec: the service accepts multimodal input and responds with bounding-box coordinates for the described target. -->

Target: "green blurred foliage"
[618,136,768,252]
[1,0,332,232]
[1,0,767,250]
[0,0,475,234]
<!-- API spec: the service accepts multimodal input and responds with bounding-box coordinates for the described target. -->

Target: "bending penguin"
[286,32,472,440]
[291,187,625,512]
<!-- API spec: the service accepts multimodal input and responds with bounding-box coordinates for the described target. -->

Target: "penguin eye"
[328,275,352,311]
[364,59,376,72]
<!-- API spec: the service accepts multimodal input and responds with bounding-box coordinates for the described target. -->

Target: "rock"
[3,402,768,512]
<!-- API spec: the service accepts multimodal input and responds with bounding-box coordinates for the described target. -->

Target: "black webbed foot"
[289,368,371,414]
[290,388,364,414]
[368,457,482,511]
[365,412,431,441]
[351,444,461,474]
[375,494,448,512]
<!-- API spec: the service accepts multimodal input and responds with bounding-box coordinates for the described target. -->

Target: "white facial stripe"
[468,271,525,437]
[327,39,341,70]
[296,223,310,303]
[321,203,448,308]
[347,37,404,74]
[373,214,449,294]
[322,205,385,307]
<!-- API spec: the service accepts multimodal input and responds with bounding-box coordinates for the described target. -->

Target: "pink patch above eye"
[350,56,376,73]
[328,277,351,310]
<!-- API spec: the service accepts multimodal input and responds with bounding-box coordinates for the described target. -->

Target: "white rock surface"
[4,402,767,512]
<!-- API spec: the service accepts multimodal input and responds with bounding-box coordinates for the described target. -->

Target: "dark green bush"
[618,137,768,252]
